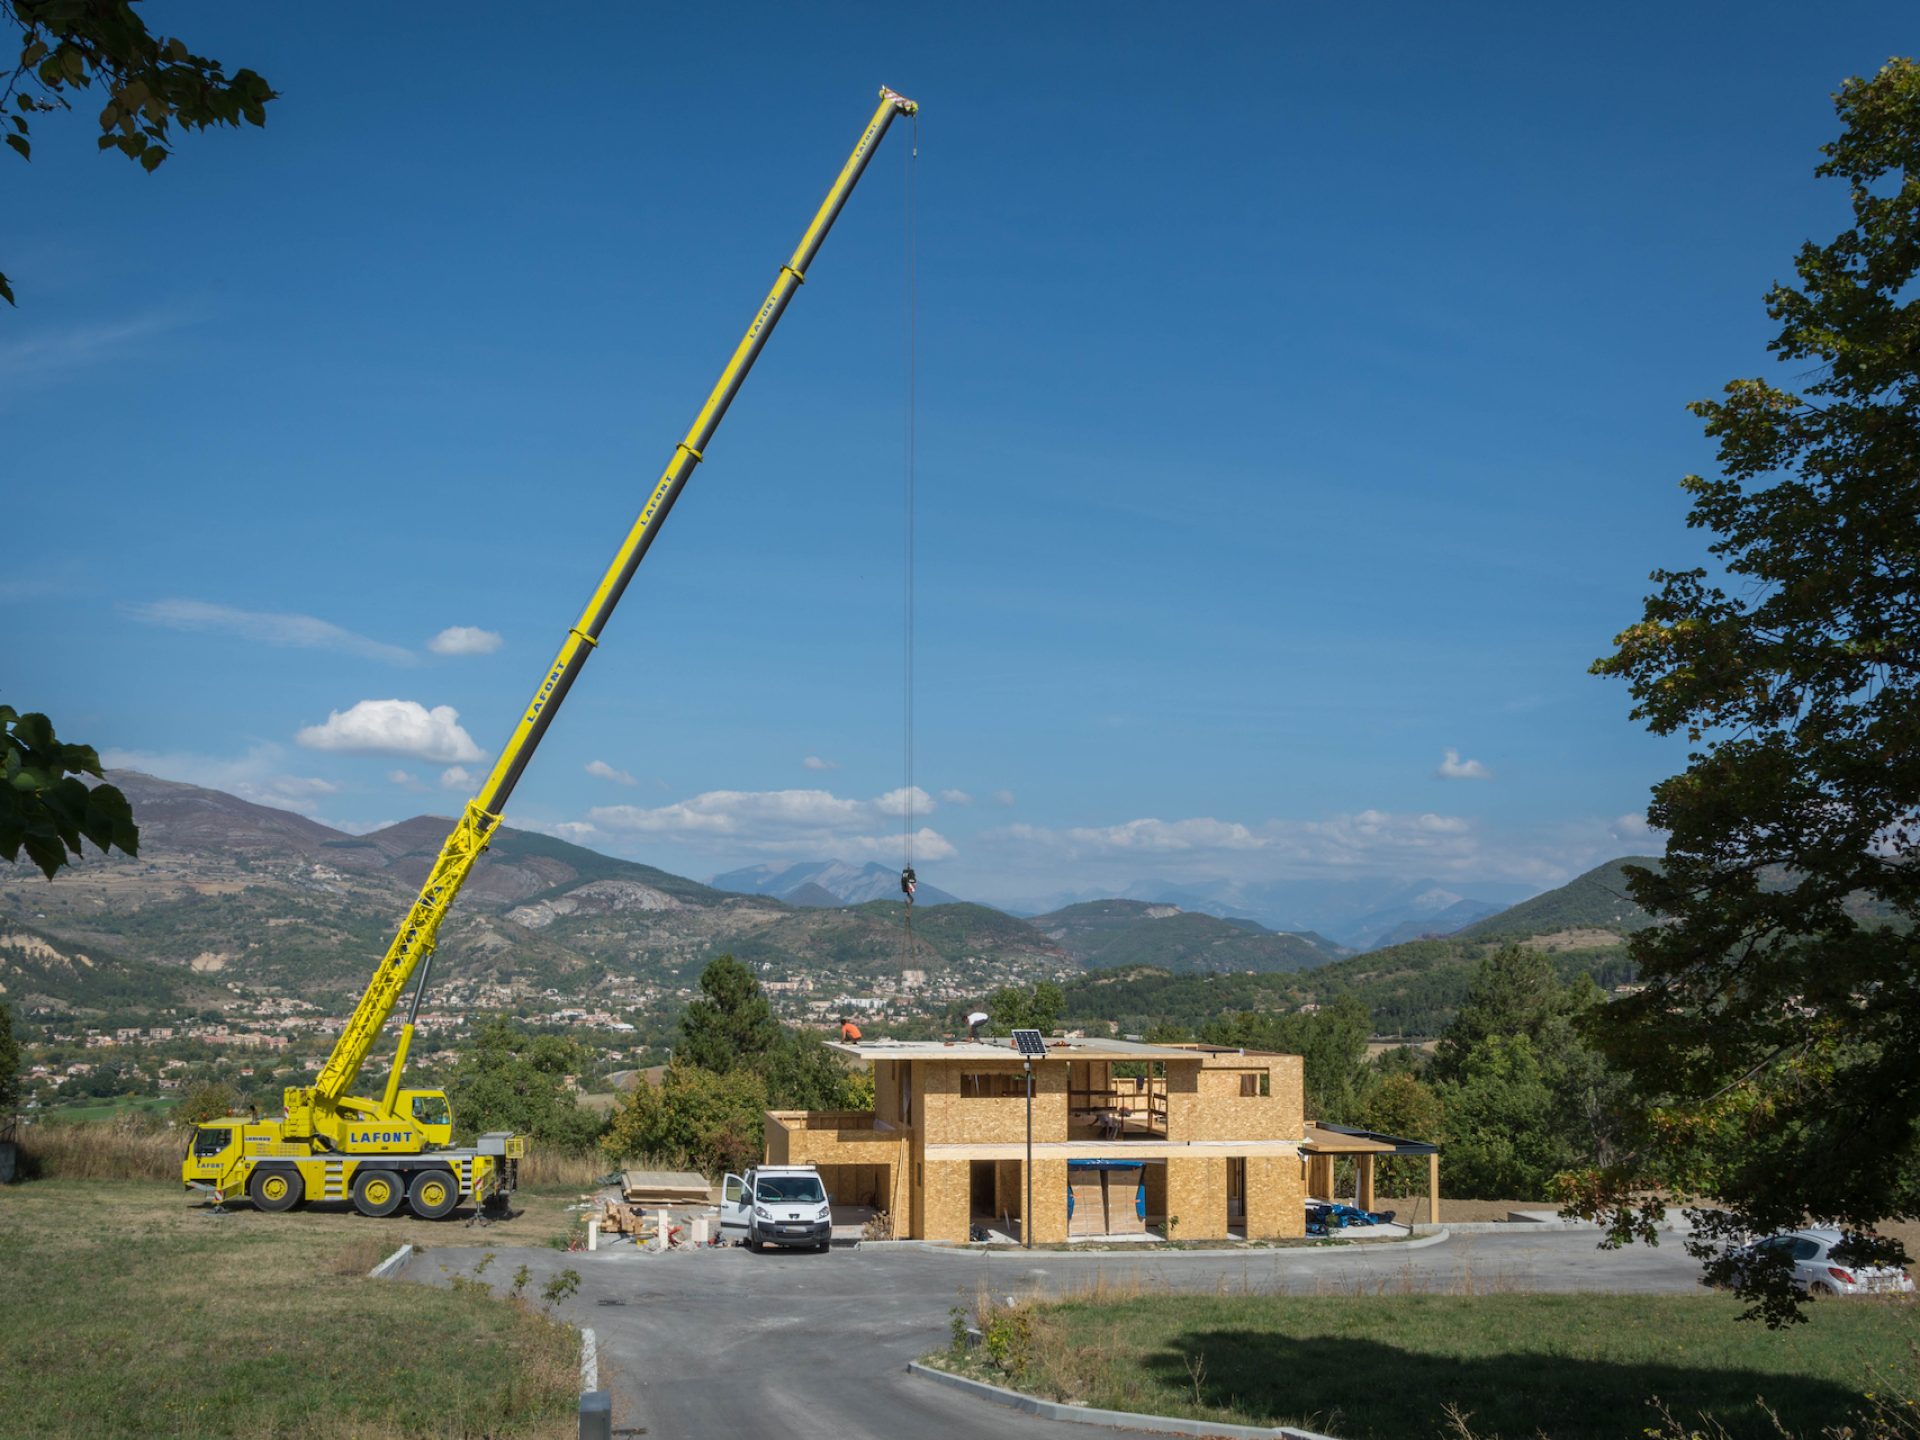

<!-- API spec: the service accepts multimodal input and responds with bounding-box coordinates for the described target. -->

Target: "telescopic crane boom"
[182,87,920,1218]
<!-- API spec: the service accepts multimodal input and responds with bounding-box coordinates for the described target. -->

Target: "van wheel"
[352,1168,405,1218]
[250,1168,302,1213]
[407,1170,459,1220]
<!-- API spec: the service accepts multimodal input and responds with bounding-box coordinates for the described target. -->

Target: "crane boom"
[287,87,919,1130]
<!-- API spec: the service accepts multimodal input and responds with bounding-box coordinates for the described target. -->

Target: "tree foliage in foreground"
[2,707,138,879]
[2,0,275,306]
[1577,58,1920,1323]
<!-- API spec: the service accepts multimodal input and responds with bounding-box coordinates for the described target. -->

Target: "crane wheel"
[352,1168,405,1218]
[249,1168,303,1213]
[407,1170,460,1220]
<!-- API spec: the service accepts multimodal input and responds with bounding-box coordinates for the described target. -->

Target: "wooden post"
[1428,1152,1441,1225]
[1358,1154,1375,1213]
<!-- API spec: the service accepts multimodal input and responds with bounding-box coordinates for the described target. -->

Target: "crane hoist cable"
[901,107,921,968]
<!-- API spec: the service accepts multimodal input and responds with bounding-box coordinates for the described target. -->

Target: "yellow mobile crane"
[182,87,920,1219]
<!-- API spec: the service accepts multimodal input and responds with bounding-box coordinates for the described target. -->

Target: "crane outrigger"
[182,87,920,1219]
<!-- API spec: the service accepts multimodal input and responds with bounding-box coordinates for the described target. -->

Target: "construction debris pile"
[575,1169,724,1252]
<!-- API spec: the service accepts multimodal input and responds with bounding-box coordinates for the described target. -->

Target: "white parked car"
[1730,1228,1916,1298]
[719,1165,833,1252]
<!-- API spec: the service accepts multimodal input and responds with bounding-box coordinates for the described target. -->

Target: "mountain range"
[999,875,1534,949]
[712,859,963,909]
[1,772,1661,1037]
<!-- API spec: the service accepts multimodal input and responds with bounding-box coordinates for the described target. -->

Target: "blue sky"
[5,3,1909,906]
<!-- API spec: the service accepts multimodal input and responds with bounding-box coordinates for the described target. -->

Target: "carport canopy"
[1301,1122,1440,1222]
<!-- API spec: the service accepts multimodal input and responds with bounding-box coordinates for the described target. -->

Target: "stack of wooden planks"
[619,1169,711,1206]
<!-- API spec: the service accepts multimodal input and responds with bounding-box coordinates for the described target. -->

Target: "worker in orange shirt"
[840,1016,862,1043]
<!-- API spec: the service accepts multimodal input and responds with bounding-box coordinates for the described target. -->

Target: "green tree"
[2,0,275,305]
[1426,947,1627,1197]
[601,1060,767,1178]
[0,1000,18,1116]
[761,1028,861,1111]
[2,708,138,879]
[1430,946,1575,1083]
[1202,994,1372,1121]
[1357,1070,1444,1194]
[174,1082,237,1127]
[678,955,779,1073]
[1583,58,1920,1317]
[985,982,1065,1036]
[1437,1036,1568,1198]
[442,1017,603,1152]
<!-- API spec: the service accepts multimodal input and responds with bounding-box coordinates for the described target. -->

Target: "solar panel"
[1011,1028,1047,1057]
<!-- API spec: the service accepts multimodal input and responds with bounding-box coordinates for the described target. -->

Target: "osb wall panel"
[922,1159,973,1243]
[920,1061,1067,1146]
[764,1118,790,1165]
[781,1128,906,1170]
[993,1159,1022,1222]
[1243,1150,1306,1239]
[1167,1055,1304,1143]
[874,1061,903,1127]
[1029,1160,1069,1244]
[1165,1156,1228,1241]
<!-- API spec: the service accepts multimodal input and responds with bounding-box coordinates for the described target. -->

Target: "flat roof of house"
[827,1037,1288,1063]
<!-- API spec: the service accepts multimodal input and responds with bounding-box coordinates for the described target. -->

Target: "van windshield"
[756,1175,825,1204]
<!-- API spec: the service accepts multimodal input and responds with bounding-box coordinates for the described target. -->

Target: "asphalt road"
[399,1228,1704,1439]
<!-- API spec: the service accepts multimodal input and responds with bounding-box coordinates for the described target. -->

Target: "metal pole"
[1024,1058,1033,1250]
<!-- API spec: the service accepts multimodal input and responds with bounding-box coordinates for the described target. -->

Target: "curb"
[1416,1221,1693,1236]
[368,1243,414,1280]
[906,1361,1343,1440]
[862,1229,1449,1258]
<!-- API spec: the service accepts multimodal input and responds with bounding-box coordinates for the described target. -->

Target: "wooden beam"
[1428,1151,1441,1225]
[1358,1153,1375,1213]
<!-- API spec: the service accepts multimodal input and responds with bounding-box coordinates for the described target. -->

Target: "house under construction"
[762,1035,1440,1243]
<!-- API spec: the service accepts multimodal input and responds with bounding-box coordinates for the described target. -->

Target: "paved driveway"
[400,1229,1703,1439]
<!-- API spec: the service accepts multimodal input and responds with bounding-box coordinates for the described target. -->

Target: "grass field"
[35,1094,180,1123]
[0,1181,585,1439]
[944,1289,1920,1440]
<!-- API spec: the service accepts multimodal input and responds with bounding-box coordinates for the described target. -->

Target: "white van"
[719,1165,832,1251]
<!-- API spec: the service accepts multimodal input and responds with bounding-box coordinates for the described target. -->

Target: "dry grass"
[0,1180,579,1439]
[518,1144,615,1191]
[17,1115,182,1181]
[324,1231,396,1276]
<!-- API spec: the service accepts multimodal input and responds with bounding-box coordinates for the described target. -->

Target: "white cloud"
[385,769,423,790]
[992,790,1016,808]
[873,786,936,819]
[802,755,839,771]
[585,760,636,786]
[99,744,340,816]
[126,599,413,665]
[440,766,473,790]
[1437,748,1493,781]
[993,808,1486,878]
[1062,817,1265,853]
[296,699,485,763]
[428,625,503,656]
[940,789,974,806]
[587,785,954,864]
